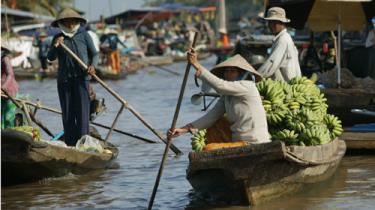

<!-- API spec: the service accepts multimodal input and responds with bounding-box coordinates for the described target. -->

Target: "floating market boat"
[140,55,173,66]
[13,67,57,80]
[1,129,118,185]
[341,123,375,151]
[95,65,127,80]
[172,52,212,62]
[187,139,346,205]
[322,89,375,126]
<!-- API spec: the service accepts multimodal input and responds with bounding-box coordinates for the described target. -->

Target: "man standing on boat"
[47,8,98,146]
[257,7,301,82]
[170,49,270,144]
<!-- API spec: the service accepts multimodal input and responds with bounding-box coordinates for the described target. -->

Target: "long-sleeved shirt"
[191,68,270,143]
[1,56,19,97]
[258,29,301,82]
[47,27,99,82]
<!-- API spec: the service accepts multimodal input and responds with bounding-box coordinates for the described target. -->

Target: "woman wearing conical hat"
[47,8,98,146]
[170,48,270,144]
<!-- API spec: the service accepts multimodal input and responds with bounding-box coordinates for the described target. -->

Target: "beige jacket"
[191,68,270,143]
[258,29,301,82]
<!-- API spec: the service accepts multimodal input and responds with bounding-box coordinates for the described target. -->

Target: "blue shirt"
[47,27,99,82]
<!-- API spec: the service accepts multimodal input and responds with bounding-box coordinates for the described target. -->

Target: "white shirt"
[365,29,374,48]
[258,29,301,82]
[87,30,100,52]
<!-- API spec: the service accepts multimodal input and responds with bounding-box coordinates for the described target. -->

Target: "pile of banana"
[191,129,207,152]
[256,76,343,146]
[12,126,41,141]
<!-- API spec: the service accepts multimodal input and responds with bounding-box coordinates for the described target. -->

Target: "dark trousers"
[58,78,90,146]
[39,56,48,70]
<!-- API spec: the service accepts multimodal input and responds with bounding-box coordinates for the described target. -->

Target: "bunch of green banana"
[324,114,343,139]
[12,126,41,141]
[257,79,285,104]
[300,125,331,146]
[267,103,288,125]
[272,129,299,145]
[289,76,315,86]
[191,129,207,152]
[256,77,342,146]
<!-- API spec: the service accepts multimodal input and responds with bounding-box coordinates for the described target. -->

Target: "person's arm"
[188,48,250,96]
[2,57,14,88]
[191,97,225,129]
[257,38,287,78]
[47,35,62,61]
[170,98,225,138]
[197,67,250,96]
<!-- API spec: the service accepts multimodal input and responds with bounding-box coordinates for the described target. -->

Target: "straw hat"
[210,54,263,82]
[262,7,290,23]
[51,8,87,27]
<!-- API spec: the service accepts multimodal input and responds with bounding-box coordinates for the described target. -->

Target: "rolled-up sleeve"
[191,97,225,129]
[198,68,250,96]
[257,39,287,78]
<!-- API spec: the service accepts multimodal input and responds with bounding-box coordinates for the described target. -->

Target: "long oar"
[147,63,180,76]
[1,93,157,144]
[60,43,182,155]
[148,32,199,210]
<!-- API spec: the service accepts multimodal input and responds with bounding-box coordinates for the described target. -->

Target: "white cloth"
[58,23,80,38]
[191,68,270,143]
[365,30,375,48]
[87,30,100,52]
[257,29,301,82]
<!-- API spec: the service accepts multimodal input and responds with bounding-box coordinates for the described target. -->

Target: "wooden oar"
[148,64,180,76]
[60,43,182,155]
[0,94,157,144]
[148,32,199,210]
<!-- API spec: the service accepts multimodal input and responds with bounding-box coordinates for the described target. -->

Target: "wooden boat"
[14,67,57,80]
[140,55,173,66]
[187,139,346,205]
[172,52,212,62]
[341,132,375,151]
[322,88,375,126]
[95,65,127,80]
[2,129,119,186]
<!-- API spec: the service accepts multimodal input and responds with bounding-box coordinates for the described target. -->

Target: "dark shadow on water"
[2,169,118,209]
[185,166,348,210]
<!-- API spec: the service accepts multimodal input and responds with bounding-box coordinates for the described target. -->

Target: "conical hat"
[51,8,86,27]
[210,54,263,82]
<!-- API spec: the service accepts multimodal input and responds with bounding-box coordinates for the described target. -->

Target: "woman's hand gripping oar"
[147,32,199,210]
[59,43,182,155]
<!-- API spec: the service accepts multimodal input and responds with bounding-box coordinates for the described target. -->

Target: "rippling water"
[2,57,375,209]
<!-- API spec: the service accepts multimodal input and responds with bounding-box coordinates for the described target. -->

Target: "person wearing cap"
[100,28,126,73]
[1,43,19,129]
[47,8,98,146]
[257,7,301,82]
[33,31,51,74]
[169,48,270,144]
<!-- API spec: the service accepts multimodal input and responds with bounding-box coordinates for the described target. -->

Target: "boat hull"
[187,139,346,205]
[2,130,118,185]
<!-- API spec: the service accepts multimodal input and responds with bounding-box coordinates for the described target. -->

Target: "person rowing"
[169,48,270,144]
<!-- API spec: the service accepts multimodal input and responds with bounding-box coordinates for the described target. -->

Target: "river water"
[2,56,375,210]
